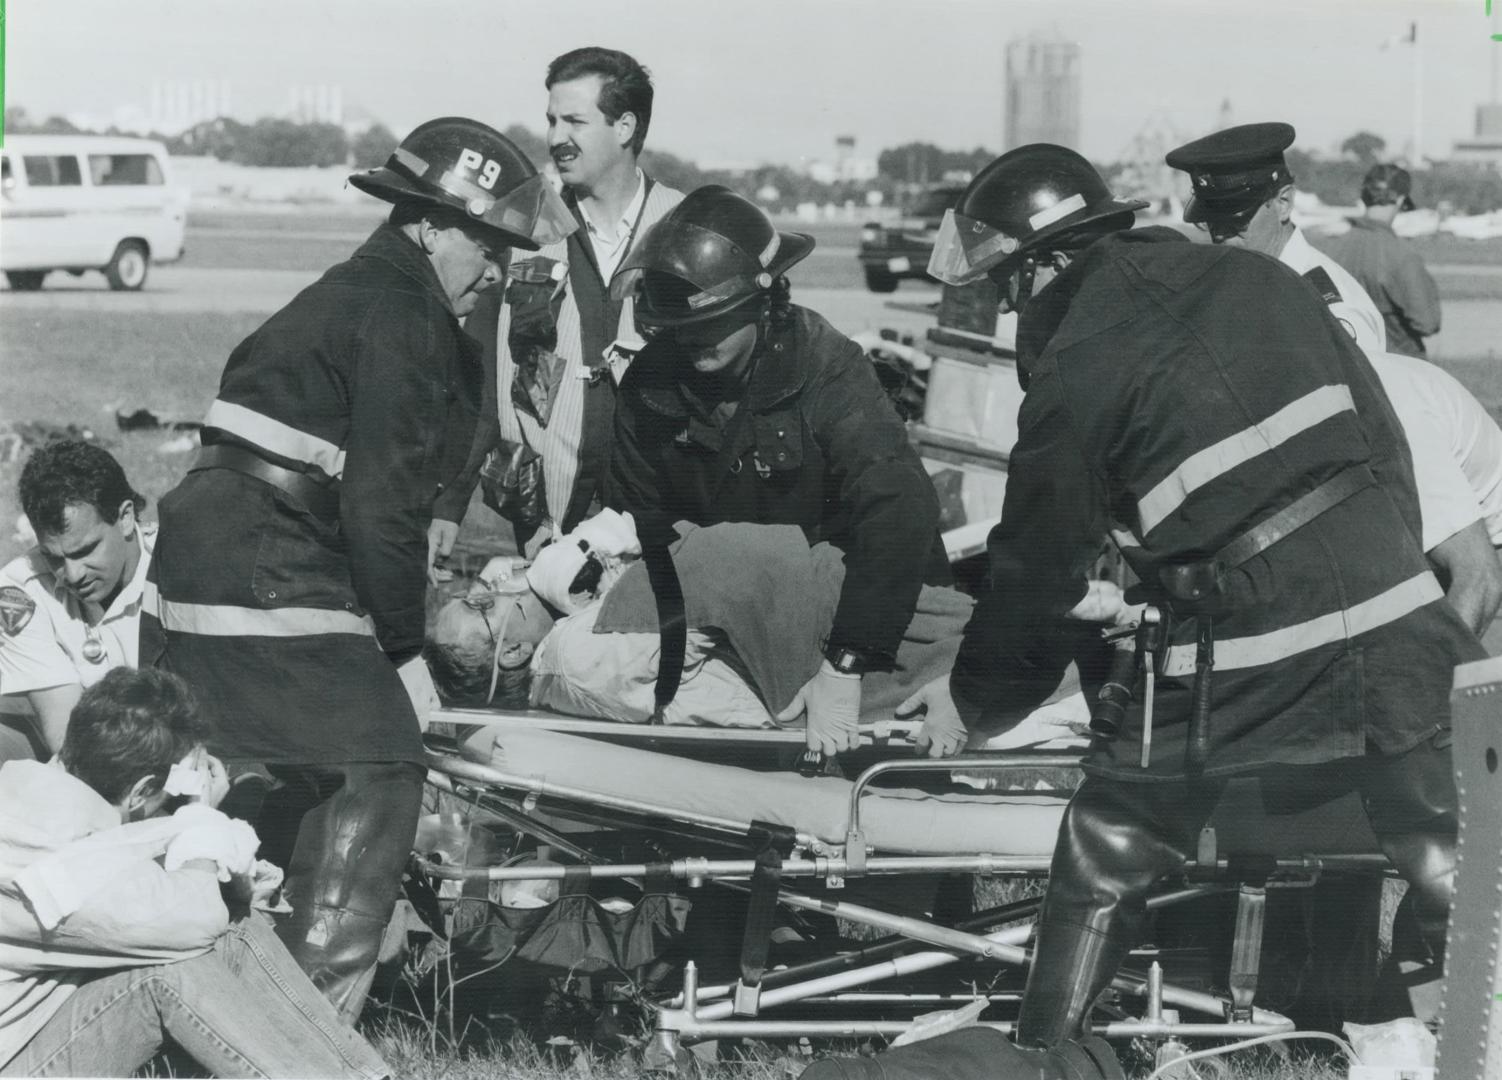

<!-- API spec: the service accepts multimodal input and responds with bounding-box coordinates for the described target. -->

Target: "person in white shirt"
[1365,351,1502,635]
[0,666,387,1079]
[0,441,154,758]
[1165,121,1385,353]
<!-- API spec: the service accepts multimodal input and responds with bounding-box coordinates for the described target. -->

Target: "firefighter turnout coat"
[609,305,945,663]
[950,228,1482,781]
[142,225,482,765]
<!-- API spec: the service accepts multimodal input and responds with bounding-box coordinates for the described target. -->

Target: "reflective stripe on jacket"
[951,227,1482,781]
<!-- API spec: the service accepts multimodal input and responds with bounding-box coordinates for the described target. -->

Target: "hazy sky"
[7,0,1499,166]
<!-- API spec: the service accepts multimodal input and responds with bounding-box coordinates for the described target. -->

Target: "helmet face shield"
[927,208,1023,286]
[476,173,576,248]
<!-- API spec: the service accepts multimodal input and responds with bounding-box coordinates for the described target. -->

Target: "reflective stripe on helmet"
[1028,192,1087,231]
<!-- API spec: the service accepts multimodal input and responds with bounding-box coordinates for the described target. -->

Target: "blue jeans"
[1,913,388,1078]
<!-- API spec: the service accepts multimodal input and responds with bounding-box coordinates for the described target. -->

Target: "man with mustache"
[431,47,684,561]
[142,117,574,1024]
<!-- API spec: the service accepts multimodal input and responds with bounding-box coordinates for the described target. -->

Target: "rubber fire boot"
[797,1027,1125,1079]
[1376,830,1456,1023]
[1015,778,1206,1048]
[276,761,425,1024]
[1363,737,1459,1023]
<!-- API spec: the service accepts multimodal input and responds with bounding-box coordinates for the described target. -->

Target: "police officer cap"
[1165,122,1296,223]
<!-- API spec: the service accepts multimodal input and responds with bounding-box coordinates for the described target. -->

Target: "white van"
[0,135,189,291]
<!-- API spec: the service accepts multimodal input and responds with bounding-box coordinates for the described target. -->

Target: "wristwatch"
[823,645,874,676]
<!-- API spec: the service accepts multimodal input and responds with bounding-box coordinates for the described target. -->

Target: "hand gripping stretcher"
[418,705,1402,1069]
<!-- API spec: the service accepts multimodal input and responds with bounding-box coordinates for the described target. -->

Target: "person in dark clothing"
[141,117,575,1023]
[607,186,946,757]
[910,144,1481,1046]
[1324,163,1442,358]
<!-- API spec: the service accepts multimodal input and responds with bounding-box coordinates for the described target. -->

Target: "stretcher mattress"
[460,723,1066,856]
[455,724,1385,860]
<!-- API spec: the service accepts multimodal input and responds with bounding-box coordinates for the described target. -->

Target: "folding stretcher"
[416,704,1397,1068]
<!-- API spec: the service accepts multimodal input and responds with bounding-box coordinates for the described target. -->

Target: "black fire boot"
[1362,736,1458,1024]
[1016,778,1212,1048]
[273,761,425,1024]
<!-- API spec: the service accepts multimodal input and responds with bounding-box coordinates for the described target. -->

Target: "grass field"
[1,287,1485,1077]
[5,301,1501,566]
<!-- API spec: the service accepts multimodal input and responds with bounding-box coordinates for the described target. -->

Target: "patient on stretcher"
[425,512,1093,747]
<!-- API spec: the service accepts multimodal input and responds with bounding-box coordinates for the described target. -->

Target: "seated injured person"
[0,667,387,1079]
[426,510,1121,753]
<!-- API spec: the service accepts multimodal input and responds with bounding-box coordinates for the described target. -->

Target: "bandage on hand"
[164,806,259,882]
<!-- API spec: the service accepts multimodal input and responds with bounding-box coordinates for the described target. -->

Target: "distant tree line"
[7,106,1499,214]
[4,107,400,170]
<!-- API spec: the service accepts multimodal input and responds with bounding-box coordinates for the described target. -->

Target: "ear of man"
[615,111,638,151]
[121,773,162,822]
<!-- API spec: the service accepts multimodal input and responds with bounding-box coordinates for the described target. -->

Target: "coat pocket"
[251,494,359,611]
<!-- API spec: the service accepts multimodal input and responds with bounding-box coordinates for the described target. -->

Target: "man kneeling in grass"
[0,667,388,1078]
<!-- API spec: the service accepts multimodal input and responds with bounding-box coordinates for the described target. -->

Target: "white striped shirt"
[496,179,684,528]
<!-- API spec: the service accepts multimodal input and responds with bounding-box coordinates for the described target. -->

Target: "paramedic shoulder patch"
[0,586,35,637]
[1302,266,1342,306]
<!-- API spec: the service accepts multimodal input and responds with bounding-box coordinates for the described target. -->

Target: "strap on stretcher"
[734,820,798,1016]
[642,542,687,723]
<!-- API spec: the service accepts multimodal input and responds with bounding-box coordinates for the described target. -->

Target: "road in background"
[2,209,1498,359]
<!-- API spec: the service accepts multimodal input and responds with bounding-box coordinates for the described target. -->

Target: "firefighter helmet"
[611,185,814,327]
[349,117,575,250]
[928,145,1147,286]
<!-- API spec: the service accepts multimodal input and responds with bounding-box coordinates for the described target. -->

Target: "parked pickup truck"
[857,183,965,293]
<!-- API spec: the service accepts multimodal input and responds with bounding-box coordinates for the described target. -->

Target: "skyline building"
[1003,31,1081,151]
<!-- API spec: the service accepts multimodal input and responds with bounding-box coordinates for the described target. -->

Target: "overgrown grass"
[357,1012,1354,1079]
[0,298,1476,1079]
[0,309,512,566]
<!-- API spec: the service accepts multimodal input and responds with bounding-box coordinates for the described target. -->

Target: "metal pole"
[1412,20,1423,165]
[660,1018,1292,1041]
[676,887,1291,1029]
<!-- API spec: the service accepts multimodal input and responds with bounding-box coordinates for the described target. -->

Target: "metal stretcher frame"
[430,706,929,750]
[420,726,1393,1059]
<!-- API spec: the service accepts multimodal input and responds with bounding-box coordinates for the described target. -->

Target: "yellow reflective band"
[1137,385,1356,536]
[1160,572,1441,677]
[145,583,376,639]
[203,401,346,480]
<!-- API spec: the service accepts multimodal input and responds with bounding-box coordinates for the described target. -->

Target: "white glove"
[570,508,640,559]
[777,659,862,755]
[897,676,969,758]
[478,555,529,590]
[397,655,440,732]
[522,522,555,560]
[164,805,259,883]
[1067,579,1144,634]
[1067,580,1124,622]
[163,748,230,808]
